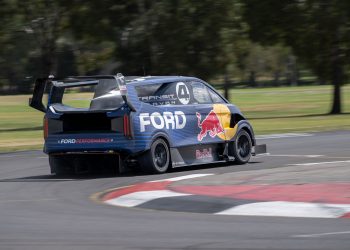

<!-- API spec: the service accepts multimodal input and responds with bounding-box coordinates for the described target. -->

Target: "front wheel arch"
[235,121,256,146]
[242,127,254,146]
[232,129,252,164]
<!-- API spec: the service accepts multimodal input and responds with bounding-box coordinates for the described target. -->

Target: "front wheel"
[233,130,252,164]
[139,138,170,174]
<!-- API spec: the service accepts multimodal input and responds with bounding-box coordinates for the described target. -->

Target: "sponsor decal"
[119,85,127,91]
[196,110,224,141]
[58,138,113,144]
[139,111,186,132]
[139,94,176,101]
[139,94,176,106]
[176,82,190,105]
[151,101,176,106]
[195,148,212,159]
[119,85,127,96]
[172,161,186,167]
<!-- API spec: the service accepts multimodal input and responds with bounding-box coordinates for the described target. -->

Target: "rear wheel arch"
[149,132,172,148]
[139,137,171,174]
[150,135,172,166]
[154,135,170,148]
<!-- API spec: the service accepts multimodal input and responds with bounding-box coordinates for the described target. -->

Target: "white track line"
[289,160,350,166]
[216,201,350,218]
[292,231,350,238]
[0,154,27,158]
[105,190,192,207]
[268,154,324,158]
[256,133,313,139]
[0,198,57,203]
[149,173,214,183]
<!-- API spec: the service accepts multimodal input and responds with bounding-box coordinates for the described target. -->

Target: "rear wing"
[29,74,135,112]
[29,78,48,112]
[115,73,136,112]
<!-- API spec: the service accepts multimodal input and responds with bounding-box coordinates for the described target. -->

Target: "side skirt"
[170,143,226,168]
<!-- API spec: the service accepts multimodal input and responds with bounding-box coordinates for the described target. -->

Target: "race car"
[29,74,266,174]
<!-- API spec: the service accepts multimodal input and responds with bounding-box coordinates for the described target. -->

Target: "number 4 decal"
[176,82,190,105]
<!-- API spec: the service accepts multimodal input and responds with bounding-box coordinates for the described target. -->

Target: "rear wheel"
[139,138,170,174]
[49,154,118,175]
[49,155,74,175]
[233,129,252,164]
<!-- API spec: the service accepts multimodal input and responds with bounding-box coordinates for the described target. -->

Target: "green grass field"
[226,85,350,134]
[0,85,349,152]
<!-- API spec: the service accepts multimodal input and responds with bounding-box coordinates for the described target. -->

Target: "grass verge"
[0,85,349,152]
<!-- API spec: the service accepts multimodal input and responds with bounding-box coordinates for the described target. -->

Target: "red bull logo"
[196,148,212,159]
[196,110,224,141]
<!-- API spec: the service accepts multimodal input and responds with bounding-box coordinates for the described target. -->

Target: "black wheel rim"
[154,144,167,169]
[237,134,250,158]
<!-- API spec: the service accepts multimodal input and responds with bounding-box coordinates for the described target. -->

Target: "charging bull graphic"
[196,110,224,141]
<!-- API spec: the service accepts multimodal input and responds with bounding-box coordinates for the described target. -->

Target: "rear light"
[43,117,48,139]
[123,115,131,138]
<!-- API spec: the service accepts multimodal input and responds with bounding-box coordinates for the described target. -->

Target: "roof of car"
[62,75,202,87]
[125,76,201,86]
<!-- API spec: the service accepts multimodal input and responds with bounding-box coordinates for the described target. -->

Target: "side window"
[135,82,191,106]
[135,83,166,106]
[208,88,226,103]
[191,82,212,104]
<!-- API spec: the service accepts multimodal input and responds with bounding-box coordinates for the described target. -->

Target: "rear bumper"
[44,133,145,155]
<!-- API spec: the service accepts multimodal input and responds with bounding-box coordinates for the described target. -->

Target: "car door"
[206,86,238,141]
[190,81,226,144]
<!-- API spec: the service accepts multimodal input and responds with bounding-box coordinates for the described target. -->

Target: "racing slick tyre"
[49,155,74,175]
[232,129,252,164]
[139,138,170,174]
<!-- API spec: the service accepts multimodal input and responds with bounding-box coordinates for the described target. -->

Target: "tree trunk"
[287,56,298,86]
[330,28,343,114]
[249,71,256,87]
[273,71,280,86]
[224,74,229,100]
[330,81,341,114]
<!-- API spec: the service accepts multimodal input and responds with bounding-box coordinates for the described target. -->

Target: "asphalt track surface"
[1,131,350,250]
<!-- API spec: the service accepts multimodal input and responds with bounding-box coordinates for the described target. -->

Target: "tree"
[0,0,68,93]
[1,1,250,93]
[245,0,350,114]
[65,1,247,80]
[17,0,67,76]
[138,0,246,79]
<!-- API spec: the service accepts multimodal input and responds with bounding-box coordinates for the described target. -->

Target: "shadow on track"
[0,160,263,183]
